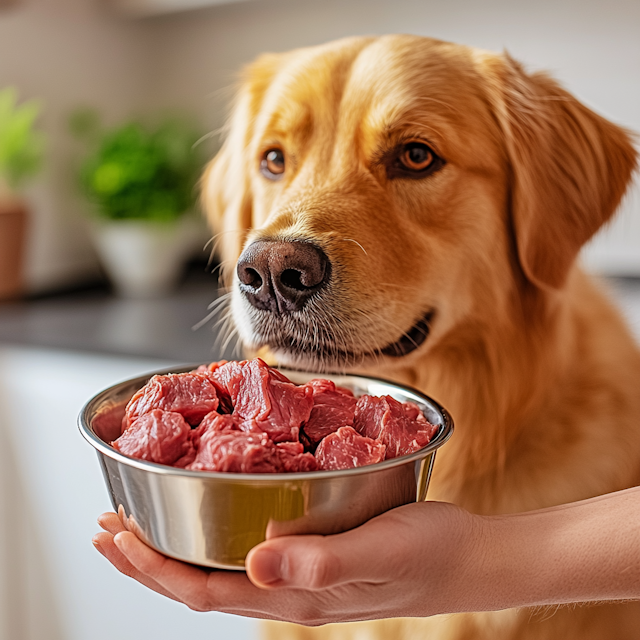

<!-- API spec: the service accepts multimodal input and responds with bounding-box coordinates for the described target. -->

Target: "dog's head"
[203,35,636,374]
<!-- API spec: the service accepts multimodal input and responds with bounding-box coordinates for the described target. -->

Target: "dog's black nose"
[237,240,330,313]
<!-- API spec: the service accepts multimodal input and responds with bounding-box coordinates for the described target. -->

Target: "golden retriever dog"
[203,34,640,640]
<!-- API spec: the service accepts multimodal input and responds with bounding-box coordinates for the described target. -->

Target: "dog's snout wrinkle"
[237,240,331,314]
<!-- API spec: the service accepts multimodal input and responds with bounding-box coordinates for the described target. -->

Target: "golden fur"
[203,34,640,640]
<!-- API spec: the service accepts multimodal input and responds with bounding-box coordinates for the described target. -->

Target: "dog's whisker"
[233,332,244,358]
[213,306,236,334]
[214,311,236,354]
[207,228,248,244]
[202,228,248,266]
[193,303,229,331]
[205,82,237,102]
[212,312,233,333]
[206,231,248,269]
[221,322,242,355]
[192,312,218,332]
[207,292,233,311]
[192,130,220,149]
[192,293,233,331]
[342,238,368,256]
[202,236,215,253]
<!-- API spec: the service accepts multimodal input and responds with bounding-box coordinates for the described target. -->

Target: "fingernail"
[252,549,285,586]
[92,539,106,557]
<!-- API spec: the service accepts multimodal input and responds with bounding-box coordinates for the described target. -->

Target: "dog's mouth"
[380,312,433,357]
[249,309,434,370]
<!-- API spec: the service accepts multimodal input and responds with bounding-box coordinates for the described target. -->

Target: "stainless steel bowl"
[79,367,453,570]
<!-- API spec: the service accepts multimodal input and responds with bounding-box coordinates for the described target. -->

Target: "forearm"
[462,486,640,612]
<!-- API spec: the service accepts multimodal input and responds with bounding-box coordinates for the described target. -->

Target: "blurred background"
[0,0,638,639]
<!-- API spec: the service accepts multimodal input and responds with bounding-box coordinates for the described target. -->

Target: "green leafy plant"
[71,110,206,222]
[0,87,45,191]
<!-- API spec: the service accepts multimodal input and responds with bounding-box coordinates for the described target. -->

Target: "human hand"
[92,501,486,626]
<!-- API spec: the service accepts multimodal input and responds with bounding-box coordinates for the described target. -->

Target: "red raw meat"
[125,372,221,426]
[302,379,357,446]
[354,395,438,459]
[196,361,234,412]
[206,359,244,399]
[276,441,318,472]
[113,358,438,473]
[315,426,386,470]
[188,429,282,473]
[112,409,194,466]
[210,359,313,442]
[91,400,127,442]
[197,411,238,433]
[191,412,239,448]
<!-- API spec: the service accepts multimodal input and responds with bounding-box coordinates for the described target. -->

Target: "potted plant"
[72,111,208,297]
[0,87,45,300]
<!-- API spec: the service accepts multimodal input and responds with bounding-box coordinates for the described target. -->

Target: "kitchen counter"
[0,263,237,363]
[1,269,639,361]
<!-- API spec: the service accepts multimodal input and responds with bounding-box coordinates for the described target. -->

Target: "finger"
[93,532,180,602]
[112,531,302,617]
[246,507,420,590]
[113,532,218,611]
[98,512,127,536]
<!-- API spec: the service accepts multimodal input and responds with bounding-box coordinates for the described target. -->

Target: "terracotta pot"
[0,198,27,300]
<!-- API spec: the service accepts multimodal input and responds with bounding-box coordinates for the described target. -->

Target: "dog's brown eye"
[399,142,434,172]
[385,140,443,180]
[261,148,285,179]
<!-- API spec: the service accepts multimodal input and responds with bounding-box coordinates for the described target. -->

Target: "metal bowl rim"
[78,365,454,482]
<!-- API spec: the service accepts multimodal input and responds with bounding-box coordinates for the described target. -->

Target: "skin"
[93,486,640,625]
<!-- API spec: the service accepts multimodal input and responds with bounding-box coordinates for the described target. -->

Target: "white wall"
[145,0,640,275]
[1,0,639,292]
[0,0,156,292]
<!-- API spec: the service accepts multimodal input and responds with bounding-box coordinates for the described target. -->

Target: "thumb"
[245,516,399,590]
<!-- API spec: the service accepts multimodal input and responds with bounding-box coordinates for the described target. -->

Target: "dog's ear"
[485,54,637,290]
[202,53,284,284]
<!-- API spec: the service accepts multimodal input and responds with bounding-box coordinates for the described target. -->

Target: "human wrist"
[419,504,499,615]
[441,509,558,614]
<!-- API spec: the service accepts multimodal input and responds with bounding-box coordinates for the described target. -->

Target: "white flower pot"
[90,215,206,298]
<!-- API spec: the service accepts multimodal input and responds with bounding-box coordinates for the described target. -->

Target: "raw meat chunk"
[91,400,127,442]
[112,409,194,466]
[302,379,357,446]
[125,372,221,426]
[210,359,313,442]
[276,441,318,472]
[354,395,438,459]
[190,412,239,449]
[315,426,386,470]
[188,429,282,473]
[196,361,234,412]
[112,358,437,473]
[197,412,238,434]
[205,359,244,401]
